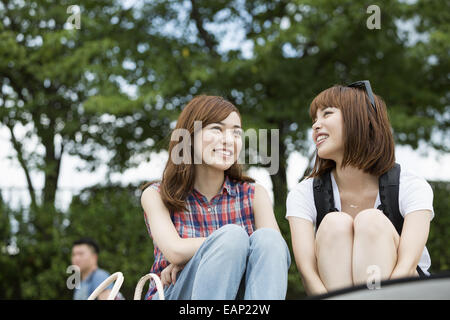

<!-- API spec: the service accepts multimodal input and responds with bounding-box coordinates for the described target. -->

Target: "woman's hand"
[160,263,185,287]
[390,266,418,280]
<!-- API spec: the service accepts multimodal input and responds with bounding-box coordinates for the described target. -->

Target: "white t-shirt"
[286,168,435,275]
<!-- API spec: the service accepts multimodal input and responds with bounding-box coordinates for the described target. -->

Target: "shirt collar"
[223,175,237,197]
[192,175,237,199]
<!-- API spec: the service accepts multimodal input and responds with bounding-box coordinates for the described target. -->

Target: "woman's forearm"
[298,263,328,296]
[391,211,431,278]
[171,237,206,266]
[289,218,328,295]
[392,240,425,277]
[304,278,328,296]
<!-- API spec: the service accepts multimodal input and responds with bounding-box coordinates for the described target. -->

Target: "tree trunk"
[6,122,38,210]
[43,144,60,206]
[269,137,288,232]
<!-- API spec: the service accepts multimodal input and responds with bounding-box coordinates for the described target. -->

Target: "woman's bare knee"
[316,212,354,248]
[315,212,354,290]
[354,209,398,244]
[319,211,353,232]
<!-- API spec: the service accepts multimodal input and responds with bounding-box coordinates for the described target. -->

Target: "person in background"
[71,237,119,300]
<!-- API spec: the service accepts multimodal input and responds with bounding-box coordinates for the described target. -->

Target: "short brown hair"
[308,85,395,178]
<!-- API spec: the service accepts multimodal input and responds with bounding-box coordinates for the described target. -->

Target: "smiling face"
[194,111,243,171]
[307,85,396,179]
[312,106,345,162]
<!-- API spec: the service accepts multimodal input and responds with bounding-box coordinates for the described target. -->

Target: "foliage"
[0,184,154,299]
[0,0,448,299]
[64,184,155,300]
[428,181,450,273]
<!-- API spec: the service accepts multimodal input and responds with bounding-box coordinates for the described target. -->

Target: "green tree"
[428,181,450,273]
[0,184,154,299]
[1,0,448,299]
[0,0,174,212]
[65,184,154,300]
[0,0,174,299]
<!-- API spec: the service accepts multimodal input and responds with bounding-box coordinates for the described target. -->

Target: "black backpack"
[312,163,425,277]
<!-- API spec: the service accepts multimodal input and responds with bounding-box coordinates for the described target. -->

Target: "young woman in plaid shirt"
[140,95,291,300]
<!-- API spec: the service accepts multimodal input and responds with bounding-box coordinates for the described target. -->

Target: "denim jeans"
[152,224,291,300]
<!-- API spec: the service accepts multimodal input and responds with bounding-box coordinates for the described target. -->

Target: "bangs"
[309,86,348,121]
[178,95,240,131]
[203,97,240,127]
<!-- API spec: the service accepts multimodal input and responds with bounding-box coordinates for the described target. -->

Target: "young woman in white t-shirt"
[286,82,434,296]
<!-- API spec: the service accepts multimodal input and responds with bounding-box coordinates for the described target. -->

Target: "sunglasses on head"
[347,80,376,113]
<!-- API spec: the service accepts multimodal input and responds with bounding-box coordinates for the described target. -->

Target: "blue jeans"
[152,224,291,300]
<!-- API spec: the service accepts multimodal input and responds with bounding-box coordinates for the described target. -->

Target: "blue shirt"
[73,268,113,300]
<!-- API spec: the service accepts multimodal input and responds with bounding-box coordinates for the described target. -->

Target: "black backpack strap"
[416,266,427,278]
[378,164,429,277]
[377,163,403,235]
[313,170,338,231]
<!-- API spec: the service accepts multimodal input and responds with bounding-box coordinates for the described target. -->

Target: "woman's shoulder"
[286,177,316,223]
[232,178,277,198]
[398,167,434,200]
[252,182,270,199]
[289,177,314,195]
[398,166,434,218]
[399,167,433,190]
[140,181,162,204]
[141,181,161,193]
[286,177,315,207]
[140,181,171,218]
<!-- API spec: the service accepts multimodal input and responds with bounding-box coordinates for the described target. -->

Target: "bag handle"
[87,272,124,300]
[134,273,165,300]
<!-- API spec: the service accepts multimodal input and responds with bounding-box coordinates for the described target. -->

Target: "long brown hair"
[140,95,254,212]
[308,85,395,178]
